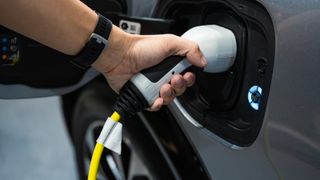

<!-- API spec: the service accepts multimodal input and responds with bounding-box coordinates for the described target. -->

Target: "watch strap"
[72,14,112,69]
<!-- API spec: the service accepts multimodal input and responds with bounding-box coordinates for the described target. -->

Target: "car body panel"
[168,0,320,179]
[169,101,280,180]
[263,0,320,179]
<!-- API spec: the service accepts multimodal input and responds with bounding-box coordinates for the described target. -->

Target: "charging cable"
[87,24,237,180]
[88,111,121,180]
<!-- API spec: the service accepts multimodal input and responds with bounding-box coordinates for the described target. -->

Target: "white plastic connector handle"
[130,25,237,105]
[182,25,237,73]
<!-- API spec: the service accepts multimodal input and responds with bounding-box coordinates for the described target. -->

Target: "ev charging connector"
[113,25,237,119]
[88,24,237,180]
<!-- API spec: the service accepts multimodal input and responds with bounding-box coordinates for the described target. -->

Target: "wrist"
[92,25,133,73]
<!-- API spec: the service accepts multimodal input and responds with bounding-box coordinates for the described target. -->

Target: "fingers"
[146,34,202,112]
[160,84,175,104]
[147,73,196,111]
[171,74,186,96]
[147,98,163,111]
[170,73,195,96]
[183,72,196,87]
[185,41,207,68]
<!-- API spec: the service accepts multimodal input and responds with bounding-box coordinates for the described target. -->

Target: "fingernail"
[175,78,183,88]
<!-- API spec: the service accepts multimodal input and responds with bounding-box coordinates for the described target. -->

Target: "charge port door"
[154,0,275,147]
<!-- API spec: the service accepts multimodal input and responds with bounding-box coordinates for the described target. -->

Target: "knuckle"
[192,42,200,51]
[167,34,177,39]
[163,34,176,41]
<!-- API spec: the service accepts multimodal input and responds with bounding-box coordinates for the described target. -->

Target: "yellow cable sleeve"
[87,111,121,180]
[110,111,121,122]
[88,143,104,180]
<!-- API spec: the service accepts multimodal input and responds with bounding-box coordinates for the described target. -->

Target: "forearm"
[0,0,97,55]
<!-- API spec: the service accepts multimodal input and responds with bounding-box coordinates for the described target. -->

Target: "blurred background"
[0,97,78,180]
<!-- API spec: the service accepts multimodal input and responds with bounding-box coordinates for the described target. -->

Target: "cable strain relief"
[113,81,149,120]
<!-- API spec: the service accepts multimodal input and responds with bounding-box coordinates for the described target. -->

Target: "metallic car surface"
[168,0,320,179]
[262,0,320,179]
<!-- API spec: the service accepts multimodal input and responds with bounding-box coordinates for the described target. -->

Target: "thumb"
[167,35,207,68]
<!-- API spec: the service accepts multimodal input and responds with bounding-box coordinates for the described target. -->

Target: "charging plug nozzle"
[113,25,237,119]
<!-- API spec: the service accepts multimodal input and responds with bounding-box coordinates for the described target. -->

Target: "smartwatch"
[71,13,113,69]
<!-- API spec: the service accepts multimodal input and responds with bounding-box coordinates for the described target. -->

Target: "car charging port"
[154,0,275,146]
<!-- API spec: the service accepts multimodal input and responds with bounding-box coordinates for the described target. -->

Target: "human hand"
[92,25,207,111]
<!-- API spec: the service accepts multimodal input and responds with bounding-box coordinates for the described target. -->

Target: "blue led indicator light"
[2,46,7,52]
[248,85,262,110]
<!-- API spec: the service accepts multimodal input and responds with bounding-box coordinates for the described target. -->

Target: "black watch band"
[71,14,112,69]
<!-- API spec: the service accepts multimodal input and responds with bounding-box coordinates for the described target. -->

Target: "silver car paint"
[169,0,320,179]
[262,0,320,179]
